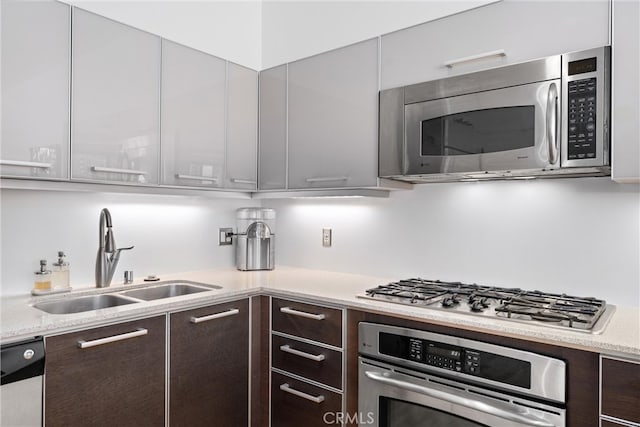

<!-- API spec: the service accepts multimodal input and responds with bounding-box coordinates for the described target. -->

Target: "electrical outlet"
[219,228,233,245]
[322,228,332,247]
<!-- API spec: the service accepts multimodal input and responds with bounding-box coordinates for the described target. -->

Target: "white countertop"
[2,266,639,357]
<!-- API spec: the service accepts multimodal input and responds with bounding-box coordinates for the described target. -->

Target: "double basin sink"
[33,281,222,315]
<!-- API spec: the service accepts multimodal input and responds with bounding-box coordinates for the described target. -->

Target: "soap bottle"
[52,251,70,289]
[33,260,52,292]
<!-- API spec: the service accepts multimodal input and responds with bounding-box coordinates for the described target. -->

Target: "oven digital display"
[427,345,461,360]
[568,57,597,75]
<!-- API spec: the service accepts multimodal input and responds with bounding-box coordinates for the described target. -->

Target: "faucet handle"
[119,246,134,251]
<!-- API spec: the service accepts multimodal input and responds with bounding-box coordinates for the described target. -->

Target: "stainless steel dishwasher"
[1,337,45,426]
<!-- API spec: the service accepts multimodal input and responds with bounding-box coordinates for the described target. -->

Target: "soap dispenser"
[52,251,70,289]
[33,260,52,292]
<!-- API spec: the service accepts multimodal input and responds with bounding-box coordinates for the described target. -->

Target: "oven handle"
[364,370,556,427]
[546,82,559,165]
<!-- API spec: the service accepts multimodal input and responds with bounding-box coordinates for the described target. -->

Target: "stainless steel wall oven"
[359,323,566,426]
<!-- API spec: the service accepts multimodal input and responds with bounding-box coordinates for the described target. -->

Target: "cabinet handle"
[230,178,257,185]
[91,166,147,175]
[305,176,349,183]
[280,306,325,320]
[279,344,325,362]
[443,49,506,68]
[77,328,147,349]
[176,174,218,183]
[279,383,325,404]
[190,308,239,324]
[0,160,52,169]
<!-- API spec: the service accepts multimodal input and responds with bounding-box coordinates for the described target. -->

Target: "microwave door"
[404,79,560,176]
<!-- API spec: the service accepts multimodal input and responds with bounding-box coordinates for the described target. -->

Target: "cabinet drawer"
[272,298,342,347]
[45,316,165,426]
[272,334,342,390]
[271,371,341,427]
[601,357,640,423]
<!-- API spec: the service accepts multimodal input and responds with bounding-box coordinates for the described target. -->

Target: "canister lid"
[236,208,276,220]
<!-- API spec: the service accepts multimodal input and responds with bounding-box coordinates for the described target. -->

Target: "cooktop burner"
[360,278,615,333]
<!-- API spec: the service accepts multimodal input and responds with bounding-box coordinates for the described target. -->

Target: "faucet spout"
[96,208,134,288]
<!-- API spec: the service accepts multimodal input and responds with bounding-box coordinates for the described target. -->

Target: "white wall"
[60,0,262,70]
[0,189,257,295]
[267,178,640,308]
[261,0,496,69]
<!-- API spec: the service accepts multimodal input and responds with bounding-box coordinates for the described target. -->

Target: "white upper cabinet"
[1,0,70,180]
[381,0,611,89]
[258,65,287,191]
[226,63,258,190]
[287,39,379,189]
[611,0,639,183]
[71,9,161,185]
[161,40,226,188]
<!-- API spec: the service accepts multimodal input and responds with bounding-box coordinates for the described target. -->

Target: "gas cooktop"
[359,278,615,333]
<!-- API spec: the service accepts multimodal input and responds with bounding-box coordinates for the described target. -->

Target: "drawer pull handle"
[77,328,147,349]
[305,176,349,183]
[176,174,218,183]
[230,178,257,185]
[280,307,325,320]
[279,344,325,362]
[91,166,147,175]
[0,160,52,169]
[279,383,325,404]
[190,308,239,324]
[444,49,506,68]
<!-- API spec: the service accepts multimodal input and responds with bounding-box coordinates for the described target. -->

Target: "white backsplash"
[2,178,639,308]
[0,189,258,295]
[266,177,640,308]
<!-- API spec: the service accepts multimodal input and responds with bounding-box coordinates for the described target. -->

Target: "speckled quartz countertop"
[2,266,639,357]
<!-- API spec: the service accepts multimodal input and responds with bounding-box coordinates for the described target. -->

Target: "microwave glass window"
[380,397,488,427]
[420,106,535,156]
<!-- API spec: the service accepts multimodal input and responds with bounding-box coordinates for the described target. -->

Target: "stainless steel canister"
[235,208,275,271]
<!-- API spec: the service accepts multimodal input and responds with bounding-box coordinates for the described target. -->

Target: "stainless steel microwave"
[379,46,611,182]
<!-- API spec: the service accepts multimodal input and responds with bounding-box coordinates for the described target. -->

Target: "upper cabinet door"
[161,40,226,188]
[381,0,611,89]
[288,39,379,189]
[258,65,287,191]
[1,0,70,179]
[611,0,640,183]
[71,9,161,185]
[226,63,258,190]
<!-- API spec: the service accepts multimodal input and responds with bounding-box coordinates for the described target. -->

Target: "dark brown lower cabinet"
[601,356,640,425]
[45,315,166,427]
[170,299,249,427]
[271,371,342,427]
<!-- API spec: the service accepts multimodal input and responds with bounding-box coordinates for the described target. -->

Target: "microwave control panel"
[567,77,597,160]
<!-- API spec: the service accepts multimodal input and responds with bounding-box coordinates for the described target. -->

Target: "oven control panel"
[567,77,597,160]
[409,337,476,374]
[383,333,531,389]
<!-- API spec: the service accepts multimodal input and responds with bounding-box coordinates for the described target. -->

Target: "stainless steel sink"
[33,294,138,315]
[121,282,220,301]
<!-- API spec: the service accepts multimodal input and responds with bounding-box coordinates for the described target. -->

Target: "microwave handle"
[546,82,559,165]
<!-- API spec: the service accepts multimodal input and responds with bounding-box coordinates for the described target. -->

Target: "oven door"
[359,358,565,427]
[404,79,560,176]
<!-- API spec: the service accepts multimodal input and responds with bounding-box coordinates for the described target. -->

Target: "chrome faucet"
[95,208,133,287]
